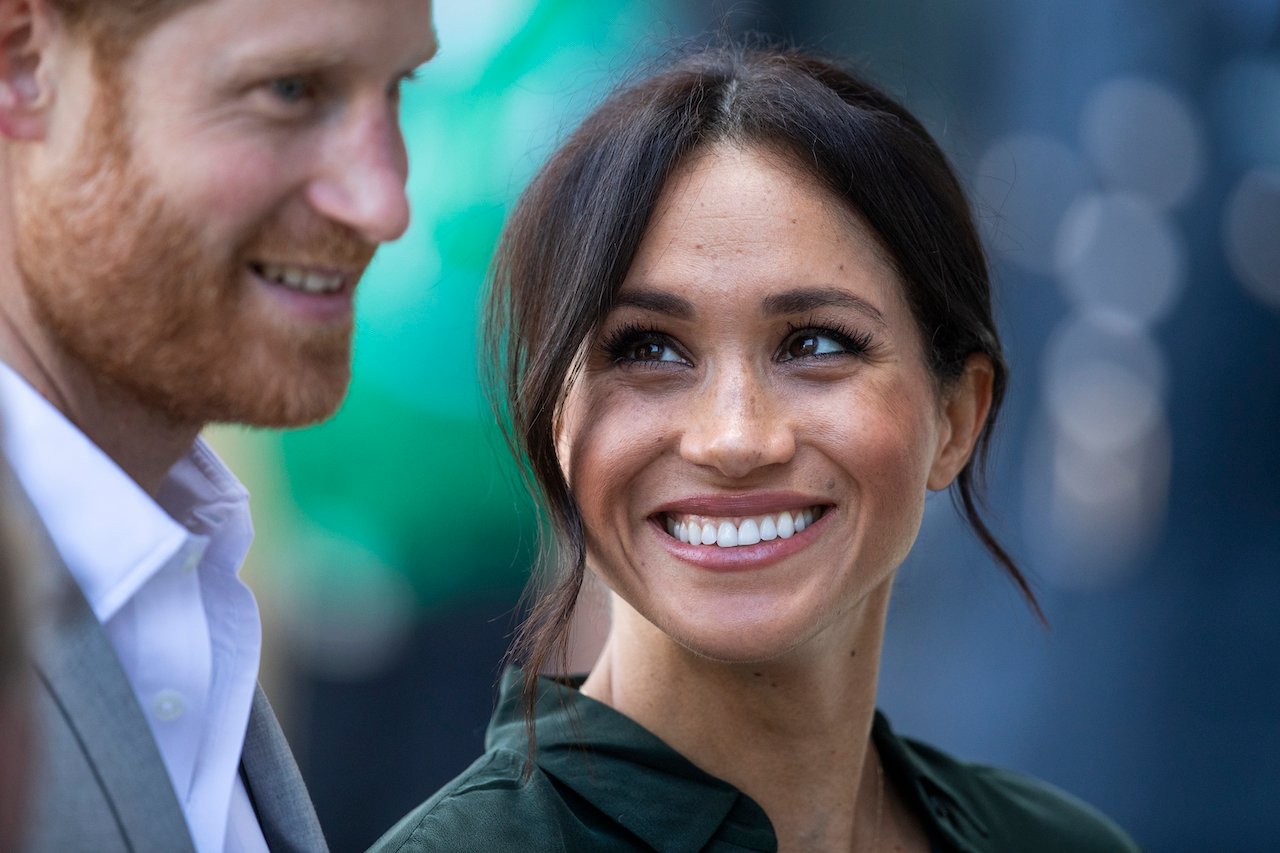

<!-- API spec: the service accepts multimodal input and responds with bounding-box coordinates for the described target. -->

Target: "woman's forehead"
[617,144,904,312]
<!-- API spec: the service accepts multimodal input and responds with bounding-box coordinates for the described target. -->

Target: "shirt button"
[153,689,186,721]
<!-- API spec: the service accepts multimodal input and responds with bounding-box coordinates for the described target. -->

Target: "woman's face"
[558,144,987,664]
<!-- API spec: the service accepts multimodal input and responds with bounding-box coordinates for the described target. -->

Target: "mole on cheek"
[825,479,835,491]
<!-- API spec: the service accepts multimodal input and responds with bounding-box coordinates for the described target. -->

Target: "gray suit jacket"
[20,492,329,853]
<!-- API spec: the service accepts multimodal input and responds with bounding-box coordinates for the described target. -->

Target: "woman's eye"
[782,332,845,360]
[778,324,874,362]
[601,326,687,367]
[626,339,681,363]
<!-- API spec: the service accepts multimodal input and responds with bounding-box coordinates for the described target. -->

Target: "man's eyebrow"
[218,48,347,80]
[611,290,695,319]
[761,287,887,326]
[219,38,438,82]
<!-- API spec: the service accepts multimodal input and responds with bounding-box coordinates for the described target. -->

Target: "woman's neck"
[581,579,894,852]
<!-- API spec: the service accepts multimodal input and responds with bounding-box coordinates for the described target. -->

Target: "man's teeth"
[257,263,344,294]
[664,508,824,548]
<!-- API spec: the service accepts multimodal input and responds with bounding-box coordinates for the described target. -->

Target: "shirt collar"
[487,668,777,852]
[0,361,251,622]
[874,712,992,853]
[489,667,998,853]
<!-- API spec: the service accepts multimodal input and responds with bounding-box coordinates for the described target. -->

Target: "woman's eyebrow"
[612,290,695,318]
[761,287,887,327]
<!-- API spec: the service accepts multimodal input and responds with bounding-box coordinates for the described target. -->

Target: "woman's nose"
[678,366,796,479]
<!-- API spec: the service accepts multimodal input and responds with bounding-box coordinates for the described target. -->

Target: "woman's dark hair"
[483,39,1043,746]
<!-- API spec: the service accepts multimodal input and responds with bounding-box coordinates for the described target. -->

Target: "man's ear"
[0,0,58,141]
[927,353,995,491]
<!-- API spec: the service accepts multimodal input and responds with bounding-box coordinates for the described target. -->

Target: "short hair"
[49,0,202,63]
[485,39,1043,736]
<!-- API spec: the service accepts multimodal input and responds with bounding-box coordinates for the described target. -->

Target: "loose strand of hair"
[956,470,1047,626]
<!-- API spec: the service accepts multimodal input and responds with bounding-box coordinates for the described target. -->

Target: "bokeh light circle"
[1042,311,1167,455]
[1224,168,1280,311]
[1055,192,1186,326]
[1080,76,1205,210]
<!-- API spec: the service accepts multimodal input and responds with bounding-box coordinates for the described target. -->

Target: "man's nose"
[678,363,796,479]
[307,100,411,245]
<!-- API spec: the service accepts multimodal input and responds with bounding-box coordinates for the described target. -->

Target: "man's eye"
[268,76,312,104]
[388,69,420,100]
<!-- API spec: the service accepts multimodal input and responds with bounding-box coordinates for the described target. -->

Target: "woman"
[374,43,1138,852]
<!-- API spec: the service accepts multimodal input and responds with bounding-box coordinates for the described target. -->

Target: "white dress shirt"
[0,362,271,853]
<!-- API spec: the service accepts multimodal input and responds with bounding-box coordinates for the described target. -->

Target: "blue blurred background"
[206,1,1280,850]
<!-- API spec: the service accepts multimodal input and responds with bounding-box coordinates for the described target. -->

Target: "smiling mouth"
[661,506,828,548]
[250,261,349,295]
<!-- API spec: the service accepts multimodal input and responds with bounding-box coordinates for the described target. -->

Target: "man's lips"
[249,260,359,296]
[247,260,363,324]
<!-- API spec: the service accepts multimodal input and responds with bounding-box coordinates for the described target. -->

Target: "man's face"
[11,0,437,426]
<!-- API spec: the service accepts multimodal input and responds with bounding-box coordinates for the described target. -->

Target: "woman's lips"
[663,506,826,547]
[650,504,833,572]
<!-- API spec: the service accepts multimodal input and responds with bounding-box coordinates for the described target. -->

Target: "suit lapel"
[29,534,197,853]
[241,686,329,853]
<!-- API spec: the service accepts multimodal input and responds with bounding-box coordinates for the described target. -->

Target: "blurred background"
[205,0,1280,850]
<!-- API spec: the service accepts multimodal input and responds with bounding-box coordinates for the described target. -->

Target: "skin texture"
[569,145,992,851]
[0,0,437,493]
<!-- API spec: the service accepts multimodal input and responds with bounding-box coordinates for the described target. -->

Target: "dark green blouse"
[370,668,1138,852]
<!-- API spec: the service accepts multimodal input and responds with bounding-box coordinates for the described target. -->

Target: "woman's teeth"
[663,508,825,548]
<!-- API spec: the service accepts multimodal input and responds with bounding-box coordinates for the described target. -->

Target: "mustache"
[242,215,379,270]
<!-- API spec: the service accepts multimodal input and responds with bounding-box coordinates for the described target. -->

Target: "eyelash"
[599,319,877,367]
[263,75,318,110]
[393,68,421,96]
[781,319,876,360]
[259,67,418,113]
[600,322,683,366]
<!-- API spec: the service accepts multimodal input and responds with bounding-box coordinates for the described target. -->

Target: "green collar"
[485,667,993,852]
[487,668,775,850]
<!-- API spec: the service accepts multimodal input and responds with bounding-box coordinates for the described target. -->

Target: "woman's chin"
[659,615,814,665]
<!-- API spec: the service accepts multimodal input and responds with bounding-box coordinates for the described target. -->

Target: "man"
[0,0,437,850]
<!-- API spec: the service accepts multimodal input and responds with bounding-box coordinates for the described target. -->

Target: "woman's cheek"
[566,389,663,512]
